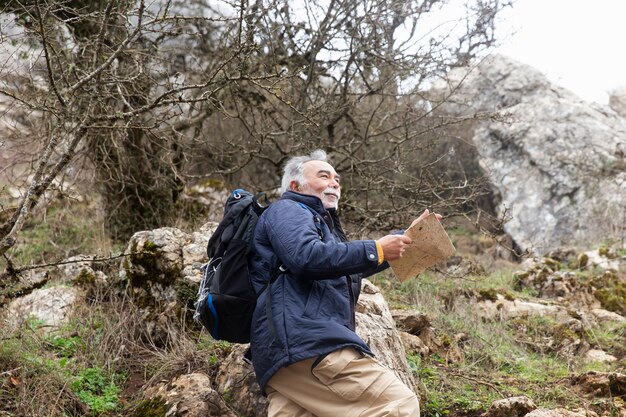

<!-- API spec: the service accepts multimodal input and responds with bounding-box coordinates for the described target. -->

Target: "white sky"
[494,0,626,104]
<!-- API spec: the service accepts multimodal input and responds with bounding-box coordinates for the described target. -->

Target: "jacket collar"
[282,191,349,240]
[281,191,327,215]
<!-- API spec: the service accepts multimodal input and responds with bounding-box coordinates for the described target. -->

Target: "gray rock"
[181,222,217,284]
[391,309,432,335]
[609,86,626,119]
[584,349,618,364]
[57,255,107,285]
[118,224,216,315]
[475,293,569,321]
[356,280,417,391]
[216,344,268,417]
[432,54,626,255]
[3,286,80,332]
[588,308,626,324]
[525,409,598,417]
[145,373,237,417]
[399,332,430,356]
[483,396,536,417]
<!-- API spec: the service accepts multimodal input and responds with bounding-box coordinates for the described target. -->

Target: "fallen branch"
[11,252,137,274]
[439,365,506,398]
[0,367,21,377]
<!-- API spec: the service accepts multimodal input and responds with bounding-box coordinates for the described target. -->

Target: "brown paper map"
[388,214,456,282]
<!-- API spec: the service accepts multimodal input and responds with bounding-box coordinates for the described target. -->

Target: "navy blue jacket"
[249,191,390,392]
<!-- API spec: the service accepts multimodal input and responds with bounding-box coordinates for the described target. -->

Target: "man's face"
[295,160,341,209]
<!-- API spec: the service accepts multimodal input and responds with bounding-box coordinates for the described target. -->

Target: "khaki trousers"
[266,348,420,417]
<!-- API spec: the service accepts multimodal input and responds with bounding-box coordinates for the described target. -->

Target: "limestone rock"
[391,308,463,362]
[356,279,417,390]
[399,332,430,356]
[432,54,626,255]
[584,349,618,364]
[57,255,107,285]
[182,183,230,223]
[482,396,536,417]
[391,309,431,334]
[476,293,569,321]
[181,222,218,284]
[582,249,621,271]
[216,344,268,417]
[118,223,217,321]
[525,408,598,417]
[572,371,626,397]
[609,86,626,118]
[145,373,237,417]
[588,308,626,324]
[3,286,80,332]
[514,257,600,310]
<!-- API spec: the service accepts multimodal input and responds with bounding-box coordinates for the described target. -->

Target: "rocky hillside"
[1,213,624,416]
[1,54,625,417]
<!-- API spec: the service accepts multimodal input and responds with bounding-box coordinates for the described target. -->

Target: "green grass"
[2,185,624,417]
[0,307,128,416]
[381,259,625,416]
[71,366,125,415]
[4,198,118,267]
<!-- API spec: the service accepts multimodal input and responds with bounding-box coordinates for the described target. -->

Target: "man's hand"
[376,234,413,261]
[409,209,443,229]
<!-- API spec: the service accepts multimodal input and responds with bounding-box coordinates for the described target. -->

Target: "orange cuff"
[375,241,384,265]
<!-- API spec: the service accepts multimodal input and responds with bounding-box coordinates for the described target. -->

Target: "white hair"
[280,149,329,195]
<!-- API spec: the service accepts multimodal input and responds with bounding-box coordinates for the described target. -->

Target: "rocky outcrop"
[431,54,626,255]
[356,280,417,389]
[117,223,216,311]
[3,286,80,332]
[470,251,626,362]
[57,255,108,285]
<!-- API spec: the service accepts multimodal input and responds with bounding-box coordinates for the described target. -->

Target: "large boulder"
[432,54,626,255]
[356,280,417,390]
[116,223,217,344]
[118,222,217,311]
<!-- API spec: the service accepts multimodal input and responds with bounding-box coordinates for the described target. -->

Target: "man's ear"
[289,180,300,192]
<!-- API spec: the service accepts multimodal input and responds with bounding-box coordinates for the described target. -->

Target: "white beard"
[301,185,340,209]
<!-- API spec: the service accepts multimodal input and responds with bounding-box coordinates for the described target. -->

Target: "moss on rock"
[593,271,626,316]
[131,397,167,417]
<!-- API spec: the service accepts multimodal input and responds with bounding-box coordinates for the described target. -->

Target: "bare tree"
[185,0,511,230]
[0,0,511,271]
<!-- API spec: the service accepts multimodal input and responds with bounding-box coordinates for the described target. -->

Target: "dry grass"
[0,281,218,416]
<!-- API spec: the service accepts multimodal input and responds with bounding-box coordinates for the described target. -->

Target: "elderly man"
[249,149,439,417]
